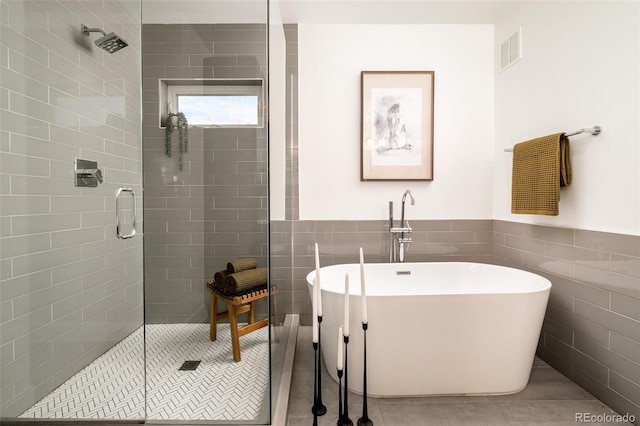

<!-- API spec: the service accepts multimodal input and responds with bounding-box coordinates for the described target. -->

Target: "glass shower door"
[1,0,278,423]
[0,0,145,422]
[141,0,272,423]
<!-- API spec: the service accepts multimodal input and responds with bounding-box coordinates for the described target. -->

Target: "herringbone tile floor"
[20,323,269,422]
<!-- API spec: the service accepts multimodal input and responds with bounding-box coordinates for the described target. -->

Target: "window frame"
[160,78,265,129]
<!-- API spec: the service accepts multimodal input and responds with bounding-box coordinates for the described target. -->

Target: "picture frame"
[361,71,435,181]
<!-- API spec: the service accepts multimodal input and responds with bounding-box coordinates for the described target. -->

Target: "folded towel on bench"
[213,269,228,289]
[224,267,267,294]
[227,258,257,274]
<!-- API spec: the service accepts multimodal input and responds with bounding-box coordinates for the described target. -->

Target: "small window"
[161,79,264,128]
[178,95,259,126]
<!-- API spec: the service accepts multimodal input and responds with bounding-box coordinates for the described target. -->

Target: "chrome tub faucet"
[389,190,415,262]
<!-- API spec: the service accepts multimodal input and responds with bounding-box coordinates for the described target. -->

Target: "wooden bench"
[206,280,278,362]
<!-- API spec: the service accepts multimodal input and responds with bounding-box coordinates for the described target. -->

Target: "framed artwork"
[361,71,435,181]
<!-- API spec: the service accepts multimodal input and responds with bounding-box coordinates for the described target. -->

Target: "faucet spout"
[402,189,416,205]
[400,190,415,228]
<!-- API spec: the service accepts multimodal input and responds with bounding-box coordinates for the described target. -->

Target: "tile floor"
[20,324,270,423]
[287,327,632,426]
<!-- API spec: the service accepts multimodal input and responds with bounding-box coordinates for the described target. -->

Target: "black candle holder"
[357,323,373,426]
[312,316,327,417]
[341,335,354,426]
[312,341,319,426]
[336,367,343,426]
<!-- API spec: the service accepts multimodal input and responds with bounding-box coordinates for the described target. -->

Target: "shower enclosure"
[0,0,290,424]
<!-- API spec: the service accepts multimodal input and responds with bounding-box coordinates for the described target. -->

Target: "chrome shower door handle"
[116,187,137,239]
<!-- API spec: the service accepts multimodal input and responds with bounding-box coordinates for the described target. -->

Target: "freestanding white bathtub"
[306,262,551,397]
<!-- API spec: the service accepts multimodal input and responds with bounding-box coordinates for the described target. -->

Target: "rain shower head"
[81,24,128,53]
[94,32,128,53]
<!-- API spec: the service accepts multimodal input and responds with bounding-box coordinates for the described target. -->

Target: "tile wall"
[492,220,640,421]
[0,0,143,417]
[142,24,269,323]
[269,24,298,322]
[283,24,299,222]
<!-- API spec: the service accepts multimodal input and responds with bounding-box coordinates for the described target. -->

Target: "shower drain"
[179,360,201,371]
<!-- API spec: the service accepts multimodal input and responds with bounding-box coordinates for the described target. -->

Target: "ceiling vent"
[500,27,522,72]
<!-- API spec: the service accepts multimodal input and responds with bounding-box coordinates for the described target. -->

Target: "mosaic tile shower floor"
[20,323,269,422]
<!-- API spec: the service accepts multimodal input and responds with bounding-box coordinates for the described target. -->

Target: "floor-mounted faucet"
[389,190,415,262]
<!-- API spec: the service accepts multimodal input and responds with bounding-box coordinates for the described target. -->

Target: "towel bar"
[504,126,601,152]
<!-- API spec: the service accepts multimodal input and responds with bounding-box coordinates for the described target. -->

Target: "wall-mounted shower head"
[81,24,128,53]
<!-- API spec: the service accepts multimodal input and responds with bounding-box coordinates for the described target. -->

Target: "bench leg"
[248,301,256,324]
[229,304,241,362]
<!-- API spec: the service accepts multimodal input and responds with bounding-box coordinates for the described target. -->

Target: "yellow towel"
[511,133,571,216]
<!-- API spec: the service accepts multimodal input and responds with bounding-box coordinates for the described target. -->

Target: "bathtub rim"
[306,261,552,296]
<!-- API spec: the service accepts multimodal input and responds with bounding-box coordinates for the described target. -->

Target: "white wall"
[494,1,640,235]
[298,24,495,220]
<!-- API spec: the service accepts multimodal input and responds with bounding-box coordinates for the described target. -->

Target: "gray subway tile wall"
[493,220,640,421]
[284,24,299,222]
[142,24,268,324]
[0,0,143,417]
[268,25,298,310]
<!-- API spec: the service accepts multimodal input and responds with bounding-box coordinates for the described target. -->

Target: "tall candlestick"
[312,276,326,418]
[360,247,367,325]
[344,273,350,337]
[337,325,344,370]
[312,276,318,343]
[342,329,353,425]
[315,243,322,316]
[316,273,322,318]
